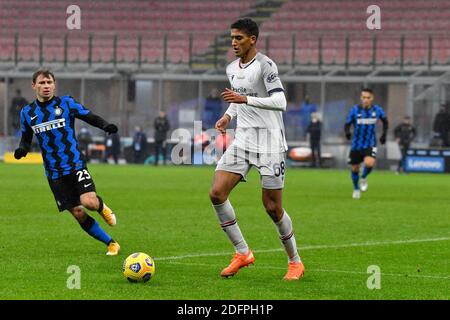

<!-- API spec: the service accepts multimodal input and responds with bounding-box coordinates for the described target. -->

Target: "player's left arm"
[378,106,388,144]
[68,97,118,134]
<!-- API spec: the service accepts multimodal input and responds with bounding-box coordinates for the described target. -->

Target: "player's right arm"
[14,108,33,159]
[66,96,118,134]
[344,107,355,140]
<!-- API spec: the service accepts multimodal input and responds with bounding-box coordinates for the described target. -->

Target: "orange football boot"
[106,241,120,256]
[221,250,255,278]
[99,203,116,226]
[283,262,305,281]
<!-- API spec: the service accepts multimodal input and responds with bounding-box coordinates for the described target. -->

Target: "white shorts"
[216,145,286,189]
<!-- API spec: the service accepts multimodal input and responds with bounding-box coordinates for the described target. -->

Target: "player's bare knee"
[209,187,227,205]
[365,159,375,168]
[264,200,278,218]
[80,195,98,210]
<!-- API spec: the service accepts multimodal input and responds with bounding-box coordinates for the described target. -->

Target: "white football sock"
[275,210,301,263]
[213,199,249,255]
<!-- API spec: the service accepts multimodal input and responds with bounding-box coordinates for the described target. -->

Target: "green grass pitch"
[0,163,448,299]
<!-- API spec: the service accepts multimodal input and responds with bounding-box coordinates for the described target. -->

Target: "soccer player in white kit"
[209,18,305,280]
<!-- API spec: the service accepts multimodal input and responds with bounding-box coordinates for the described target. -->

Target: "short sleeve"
[377,106,387,119]
[66,96,90,117]
[261,59,284,96]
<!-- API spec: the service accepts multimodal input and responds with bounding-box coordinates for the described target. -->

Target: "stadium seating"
[0,0,449,66]
[260,0,450,66]
[0,0,255,64]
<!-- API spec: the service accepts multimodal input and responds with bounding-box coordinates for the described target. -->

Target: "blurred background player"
[306,112,322,168]
[432,104,450,147]
[14,69,120,256]
[153,111,170,165]
[132,125,148,164]
[394,115,416,174]
[344,88,388,199]
[299,95,317,137]
[9,89,29,136]
[104,131,121,164]
[209,18,304,281]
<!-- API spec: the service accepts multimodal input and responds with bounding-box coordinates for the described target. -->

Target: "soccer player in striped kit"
[344,88,389,199]
[14,70,120,255]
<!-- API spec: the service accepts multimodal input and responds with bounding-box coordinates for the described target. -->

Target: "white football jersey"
[225,52,288,153]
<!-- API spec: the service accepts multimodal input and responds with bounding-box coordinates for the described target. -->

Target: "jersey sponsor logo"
[266,72,279,83]
[357,118,377,125]
[231,87,258,97]
[31,115,38,120]
[32,118,66,134]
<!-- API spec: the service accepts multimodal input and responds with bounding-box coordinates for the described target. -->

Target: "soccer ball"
[122,252,155,283]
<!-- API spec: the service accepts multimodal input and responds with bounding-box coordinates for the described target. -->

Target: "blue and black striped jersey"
[19,95,107,180]
[345,104,387,151]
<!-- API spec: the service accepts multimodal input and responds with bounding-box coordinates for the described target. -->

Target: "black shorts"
[48,168,96,212]
[348,147,377,165]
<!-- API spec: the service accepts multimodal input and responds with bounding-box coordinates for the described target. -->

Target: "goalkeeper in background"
[14,69,120,256]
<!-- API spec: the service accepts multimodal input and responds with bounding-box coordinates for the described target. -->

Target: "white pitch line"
[154,236,450,261]
[164,261,450,280]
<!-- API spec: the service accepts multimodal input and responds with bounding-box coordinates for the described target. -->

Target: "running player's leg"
[212,145,255,277]
[48,172,117,254]
[209,170,249,255]
[351,163,361,198]
[361,155,376,192]
[72,167,117,226]
[362,156,375,179]
[69,205,119,255]
[348,150,361,198]
[262,188,304,280]
[351,164,360,188]
[262,189,301,262]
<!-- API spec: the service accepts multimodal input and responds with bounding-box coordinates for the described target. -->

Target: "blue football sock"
[351,171,360,190]
[362,166,373,179]
[80,215,112,245]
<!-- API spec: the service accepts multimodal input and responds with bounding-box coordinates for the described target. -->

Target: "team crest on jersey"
[372,112,376,117]
[54,106,63,116]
